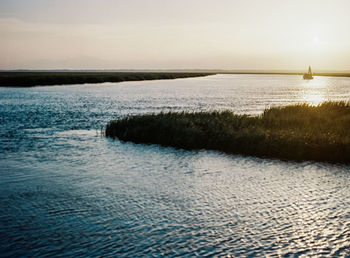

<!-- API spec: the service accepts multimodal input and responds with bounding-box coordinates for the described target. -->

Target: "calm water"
[0,74,350,257]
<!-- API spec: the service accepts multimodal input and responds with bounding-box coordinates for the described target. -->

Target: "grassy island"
[0,72,213,87]
[106,102,350,164]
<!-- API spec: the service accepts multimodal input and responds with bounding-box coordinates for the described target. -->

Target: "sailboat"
[303,66,313,80]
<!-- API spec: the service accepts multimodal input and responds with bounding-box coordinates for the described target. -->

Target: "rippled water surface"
[1,74,350,256]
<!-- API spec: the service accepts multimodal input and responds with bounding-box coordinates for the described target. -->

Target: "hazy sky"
[1,0,349,70]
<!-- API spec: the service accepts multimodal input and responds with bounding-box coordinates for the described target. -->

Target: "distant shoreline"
[0,72,214,87]
[0,71,349,87]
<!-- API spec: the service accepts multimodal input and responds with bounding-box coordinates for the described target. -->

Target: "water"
[0,74,349,257]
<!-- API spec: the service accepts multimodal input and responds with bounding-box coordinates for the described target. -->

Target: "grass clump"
[106,102,350,164]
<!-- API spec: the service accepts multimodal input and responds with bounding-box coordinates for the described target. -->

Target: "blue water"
[1,75,350,256]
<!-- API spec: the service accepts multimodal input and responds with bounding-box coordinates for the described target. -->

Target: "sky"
[0,0,349,71]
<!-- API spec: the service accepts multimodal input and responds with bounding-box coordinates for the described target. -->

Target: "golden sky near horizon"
[0,0,349,70]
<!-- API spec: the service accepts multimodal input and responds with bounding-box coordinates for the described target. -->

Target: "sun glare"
[303,93,325,106]
[301,77,329,106]
[312,36,320,45]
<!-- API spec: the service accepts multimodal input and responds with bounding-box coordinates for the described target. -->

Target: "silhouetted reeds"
[0,72,213,87]
[106,102,350,163]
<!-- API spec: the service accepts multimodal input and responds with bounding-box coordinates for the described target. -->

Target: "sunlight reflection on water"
[300,76,344,106]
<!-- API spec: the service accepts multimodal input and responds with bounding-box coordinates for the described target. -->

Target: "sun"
[312,36,320,44]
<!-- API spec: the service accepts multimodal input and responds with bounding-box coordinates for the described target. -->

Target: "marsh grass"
[106,102,350,163]
[0,72,213,87]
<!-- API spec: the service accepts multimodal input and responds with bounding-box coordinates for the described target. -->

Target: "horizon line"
[1,69,350,74]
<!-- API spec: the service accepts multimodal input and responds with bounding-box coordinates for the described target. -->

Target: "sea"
[0,74,349,256]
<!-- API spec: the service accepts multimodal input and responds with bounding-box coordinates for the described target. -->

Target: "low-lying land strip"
[1,71,349,87]
[0,72,214,87]
[106,102,350,164]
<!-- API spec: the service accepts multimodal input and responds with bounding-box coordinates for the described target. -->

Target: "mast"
[308,65,312,75]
